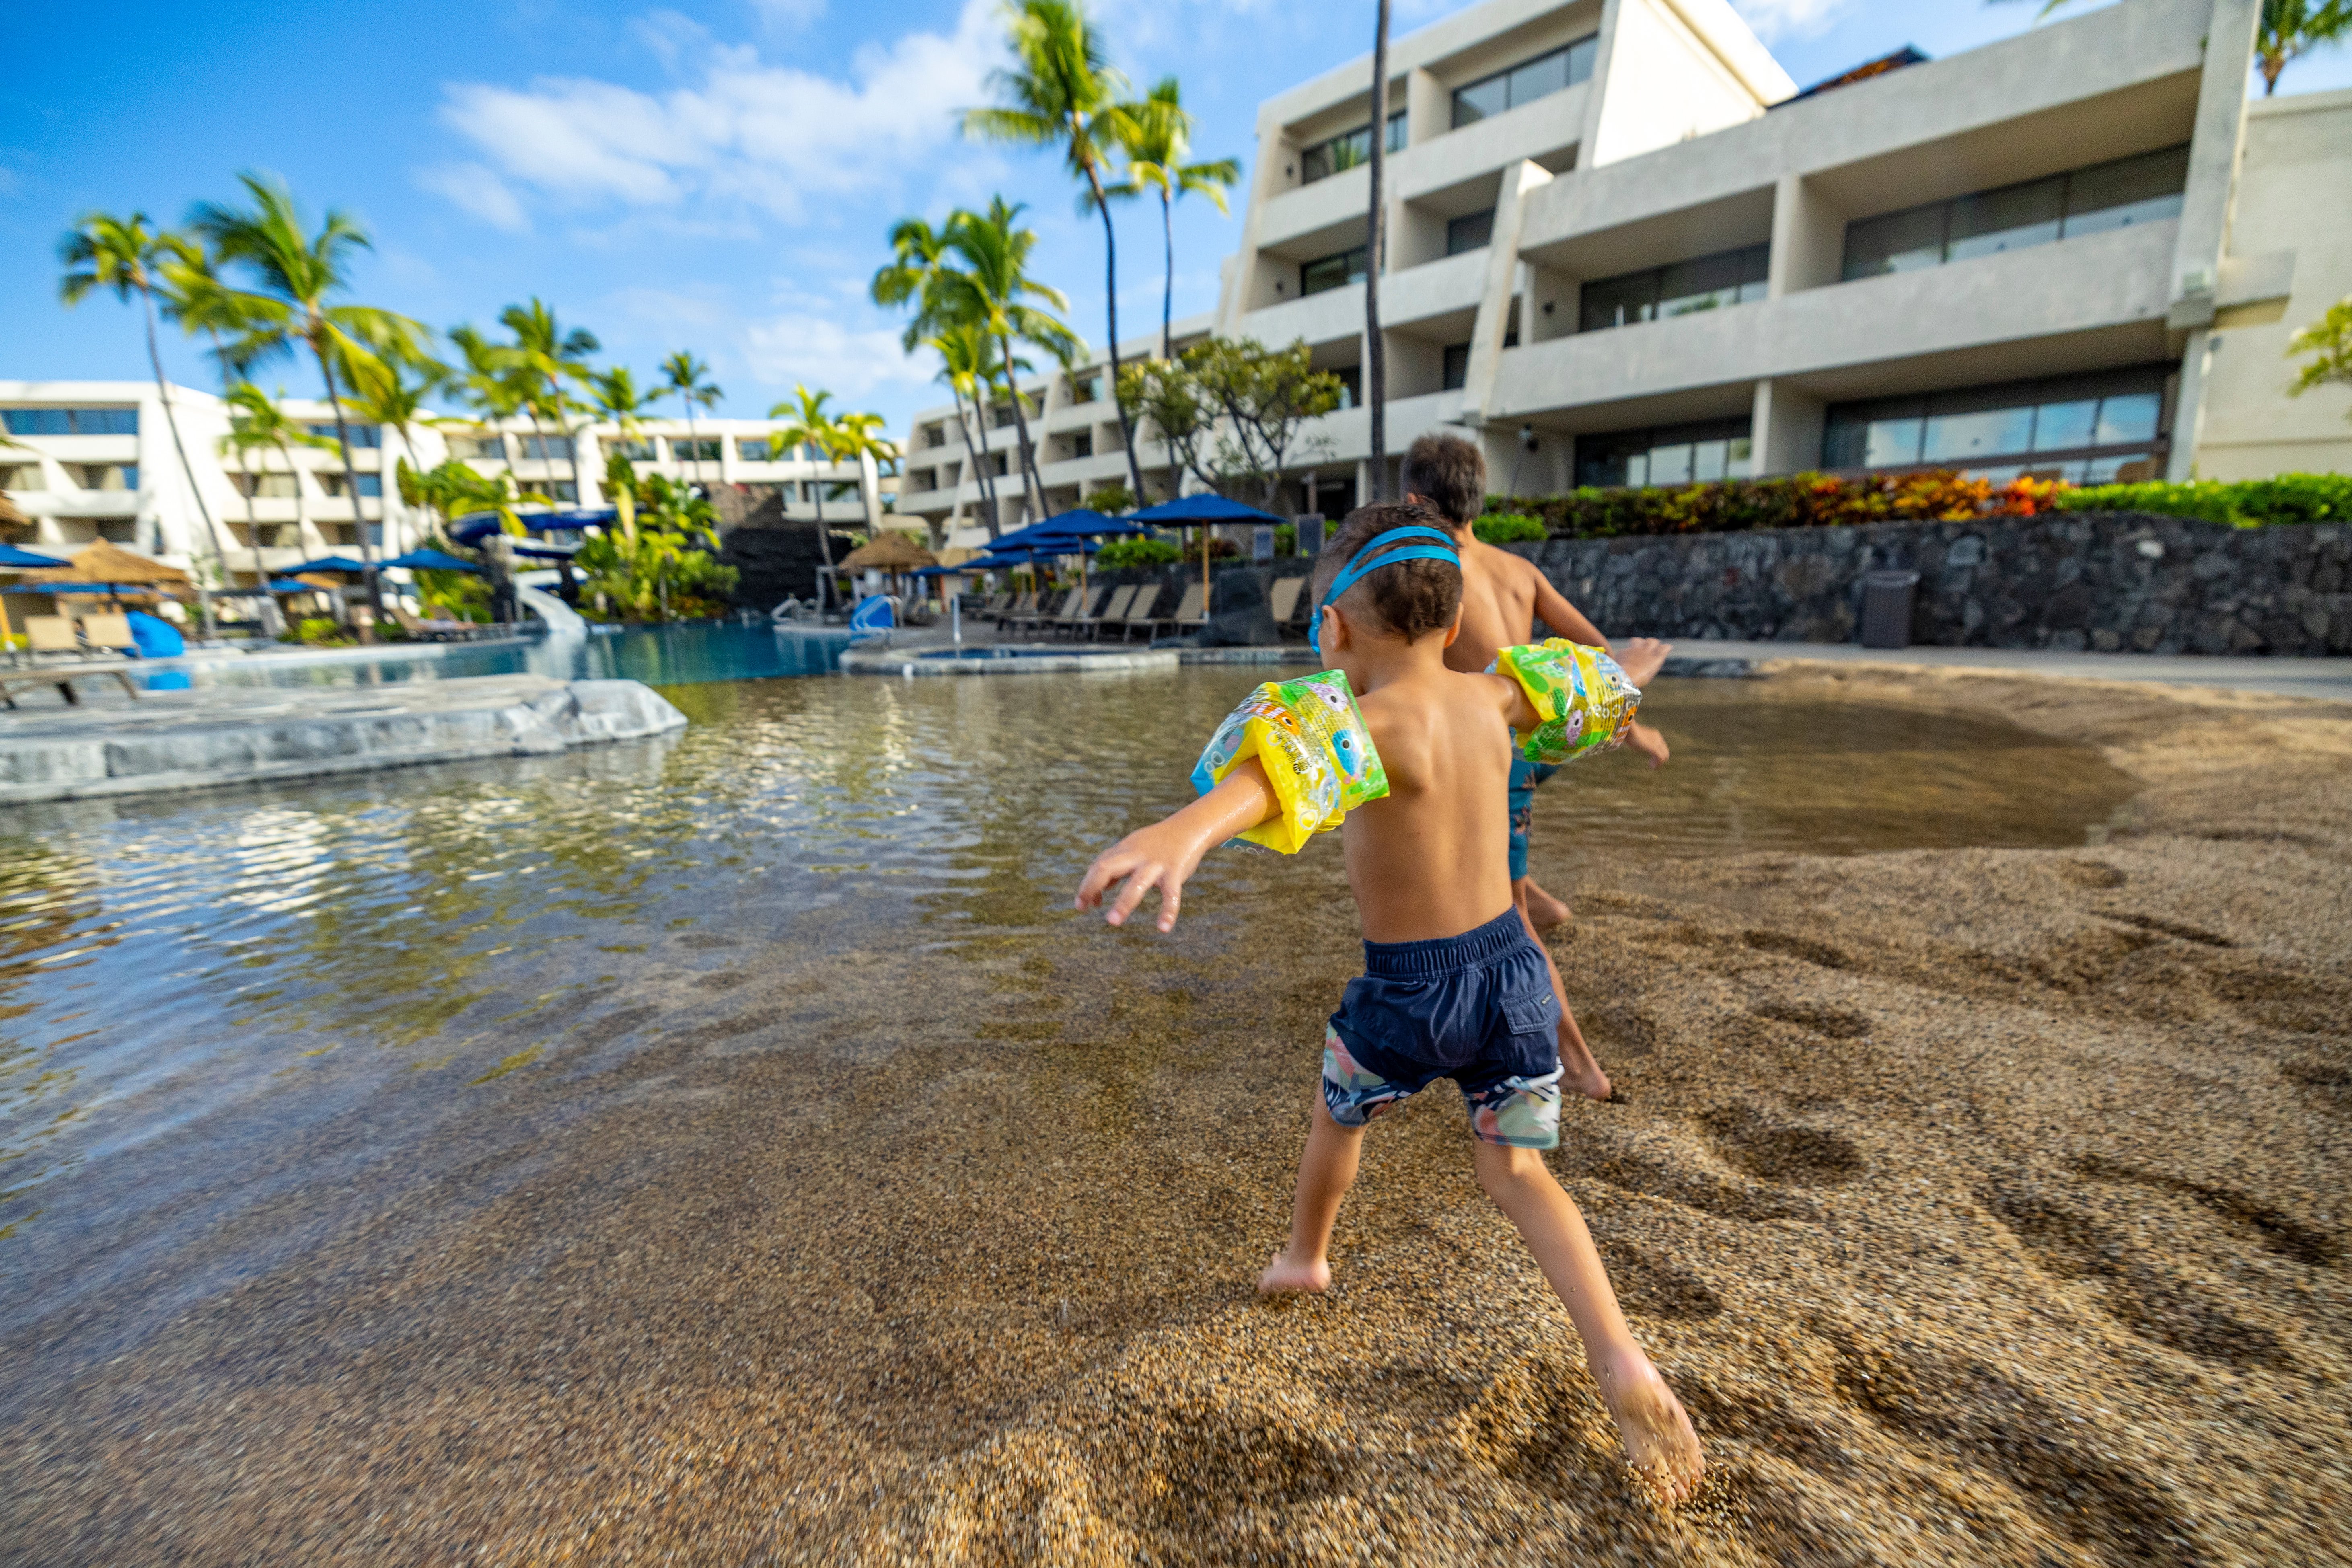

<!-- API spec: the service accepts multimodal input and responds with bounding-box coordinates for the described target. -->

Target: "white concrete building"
[1071,0,2342,518]
[0,382,885,586]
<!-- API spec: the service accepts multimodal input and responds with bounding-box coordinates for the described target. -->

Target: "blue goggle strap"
[1310,526,1461,654]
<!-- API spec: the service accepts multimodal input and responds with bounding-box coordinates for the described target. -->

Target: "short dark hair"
[1309,502,1462,644]
[1400,433,1486,527]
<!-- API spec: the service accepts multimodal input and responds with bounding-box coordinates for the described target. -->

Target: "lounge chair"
[79,613,136,654]
[1269,576,1308,639]
[1018,588,1083,636]
[1085,585,1136,641]
[1049,586,1113,639]
[1114,584,1161,641]
[990,591,1033,628]
[391,604,478,642]
[25,617,84,661]
[1146,582,1209,640]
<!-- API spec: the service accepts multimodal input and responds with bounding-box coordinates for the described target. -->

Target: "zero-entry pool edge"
[840,645,1181,676]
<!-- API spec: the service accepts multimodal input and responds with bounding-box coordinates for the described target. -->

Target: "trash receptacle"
[1860,569,1920,649]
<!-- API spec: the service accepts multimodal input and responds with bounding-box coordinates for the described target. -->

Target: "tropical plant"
[2287,296,2352,412]
[1474,512,1547,544]
[1095,536,1180,569]
[875,216,1016,538]
[770,384,847,594]
[572,471,736,621]
[185,173,432,592]
[446,323,530,475]
[1109,78,1239,360]
[963,0,1149,501]
[57,210,230,630]
[944,197,1081,525]
[342,356,451,555]
[2009,0,2350,93]
[1118,337,1342,511]
[500,298,599,501]
[2054,472,2352,526]
[218,382,336,594]
[590,365,663,479]
[1081,482,1135,514]
[924,323,1014,538]
[660,351,722,488]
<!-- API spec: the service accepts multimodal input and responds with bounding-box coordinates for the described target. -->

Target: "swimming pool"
[164,621,855,690]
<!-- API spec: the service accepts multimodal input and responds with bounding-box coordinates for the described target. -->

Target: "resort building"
[890,314,1217,552]
[1186,0,2348,514]
[0,380,884,587]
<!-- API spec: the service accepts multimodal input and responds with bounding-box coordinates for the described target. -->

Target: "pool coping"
[841,645,1180,676]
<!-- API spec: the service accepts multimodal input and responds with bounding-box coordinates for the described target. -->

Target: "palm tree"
[341,358,449,556]
[946,198,1081,527]
[588,367,663,506]
[771,384,845,602]
[827,411,902,536]
[447,324,528,479]
[928,323,1012,538]
[1110,79,1239,361]
[218,382,335,598]
[57,211,230,633]
[186,173,431,600]
[660,351,722,490]
[500,298,599,503]
[964,0,1149,502]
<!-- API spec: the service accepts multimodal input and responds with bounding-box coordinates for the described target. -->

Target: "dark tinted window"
[1451,35,1595,128]
[1575,419,1752,489]
[1945,176,2063,262]
[308,422,381,447]
[1842,146,2190,279]
[1823,366,2171,474]
[1442,343,1472,390]
[1301,113,1406,183]
[2061,146,2190,238]
[1445,209,1495,256]
[1579,244,1768,332]
[1301,246,1369,296]
[3,407,139,436]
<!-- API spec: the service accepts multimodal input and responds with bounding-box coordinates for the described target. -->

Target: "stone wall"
[1513,512,2352,655]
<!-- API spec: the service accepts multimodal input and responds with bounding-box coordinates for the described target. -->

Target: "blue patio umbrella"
[380,547,482,573]
[1129,494,1287,612]
[285,555,370,575]
[16,580,162,594]
[450,506,616,546]
[0,544,69,569]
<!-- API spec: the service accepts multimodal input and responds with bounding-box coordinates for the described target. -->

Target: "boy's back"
[1346,664,1519,943]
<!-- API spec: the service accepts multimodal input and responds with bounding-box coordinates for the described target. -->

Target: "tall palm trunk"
[684,408,701,490]
[1365,0,1392,500]
[1159,190,1176,364]
[140,288,223,635]
[994,333,1047,526]
[947,382,1001,540]
[236,446,275,632]
[1082,160,1149,503]
[811,476,833,612]
[310,339,378,608]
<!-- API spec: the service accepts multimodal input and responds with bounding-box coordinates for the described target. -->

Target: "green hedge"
[1484,470,2351,540]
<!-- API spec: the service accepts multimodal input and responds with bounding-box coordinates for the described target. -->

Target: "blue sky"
[4,0,2346,431]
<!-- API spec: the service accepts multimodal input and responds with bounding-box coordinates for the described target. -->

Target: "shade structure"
[17,580,179,595]
[839,533,938,572]
[0,543,69,569]
[450,506,617,546]
[380,548,481,573]
[1128,494,1285,527]
[22,539,195,592]
[284,555,371,576]
[265,577,341,593]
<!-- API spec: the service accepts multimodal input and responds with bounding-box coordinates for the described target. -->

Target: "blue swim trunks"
[1506,758,1560,882]
[1322,908,1565,1149]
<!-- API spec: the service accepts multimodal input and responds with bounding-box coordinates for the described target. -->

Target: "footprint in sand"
[1750,1001,1874,1039]
[1699,1105,1864,1186]
[2070,1157,2340,1268]
[2058,859,2129,889]
[1741,931,1853,970]
[1603,1242,1724,1321]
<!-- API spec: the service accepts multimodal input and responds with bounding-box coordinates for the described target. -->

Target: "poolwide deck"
[0,674,687,806]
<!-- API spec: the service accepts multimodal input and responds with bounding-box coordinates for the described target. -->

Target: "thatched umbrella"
[839,532,937,604]
[0,491,28,536]
[24,539,195,594]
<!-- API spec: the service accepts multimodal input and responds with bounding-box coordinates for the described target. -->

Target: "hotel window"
[1330,365,1362,409]
[0,464,39,491]
[1579,244,1770,333]
[1071,431,1094,459]
[1442,344,1472,391]
[238,473,300,499]
[808,480,860,503]
[670,438,721,462]
[1445,209,1495,256]
[307,423,381,448]
[617,439,658,461]
[518,435,572,461]
[95,518,140,543]
[1301,245,1369,297]
[542,481,580,503]
[1822,366,2169,482]
[993,403,1018,429]
[923,423,949,448]
[318,472,384,499]
[451,432,507,461]
[1300,111,1408,183]
[1842,146,2190,280]
[908,468,936,492]
[737,438,775,462]
[77,463,140,491]
[3,407,139,436]
[1575,419,1754,489]
[1451,35,1597,129]
[1069,372,1105,404]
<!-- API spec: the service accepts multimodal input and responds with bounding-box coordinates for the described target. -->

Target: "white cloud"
[746,0,828,34]
[413,162,530,231]
[426,0,1000,228]
[741,301,942,407]
[1728,0,1862,42]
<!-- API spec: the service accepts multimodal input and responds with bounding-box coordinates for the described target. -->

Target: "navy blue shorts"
[1507,758,1559,882]
[1322,908,1564,1148]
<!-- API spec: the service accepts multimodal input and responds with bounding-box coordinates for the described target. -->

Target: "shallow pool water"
[167,621,852,690]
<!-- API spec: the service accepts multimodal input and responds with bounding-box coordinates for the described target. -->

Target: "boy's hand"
[1626,722,1669,770]
[1611,637,1673,687]
[1077,820,1209,933]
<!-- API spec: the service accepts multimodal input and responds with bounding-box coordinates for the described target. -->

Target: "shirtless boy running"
[1076,503,1706,1504]
[1402,433,1671,1102]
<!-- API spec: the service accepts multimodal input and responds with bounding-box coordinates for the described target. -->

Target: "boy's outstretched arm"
[1610,636,1672,687]
[1077,758,1279,933]
[1526,561,1608,647]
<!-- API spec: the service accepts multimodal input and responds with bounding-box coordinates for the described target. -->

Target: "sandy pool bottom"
[6,667,2350,1567]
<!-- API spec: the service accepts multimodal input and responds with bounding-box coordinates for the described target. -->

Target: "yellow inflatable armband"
[1192,669,1387,853]
[1491,639,1641,763]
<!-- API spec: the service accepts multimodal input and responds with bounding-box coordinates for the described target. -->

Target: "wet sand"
[5,668,2349,1566]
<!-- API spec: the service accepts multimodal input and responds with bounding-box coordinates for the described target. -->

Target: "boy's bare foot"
[1558,1034,1613,1102]
[1594,1352,1705,1505]
[1256,1249,1332,1295]
[1520,876,1572,929]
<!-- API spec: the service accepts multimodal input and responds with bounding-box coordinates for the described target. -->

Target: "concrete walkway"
[1662,639,2352,703]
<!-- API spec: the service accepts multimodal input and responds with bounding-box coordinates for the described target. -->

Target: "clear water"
[160,621,853,690]
[0,672,2134,1332]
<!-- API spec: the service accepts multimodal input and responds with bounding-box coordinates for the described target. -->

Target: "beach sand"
[6,667,2348,1566]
